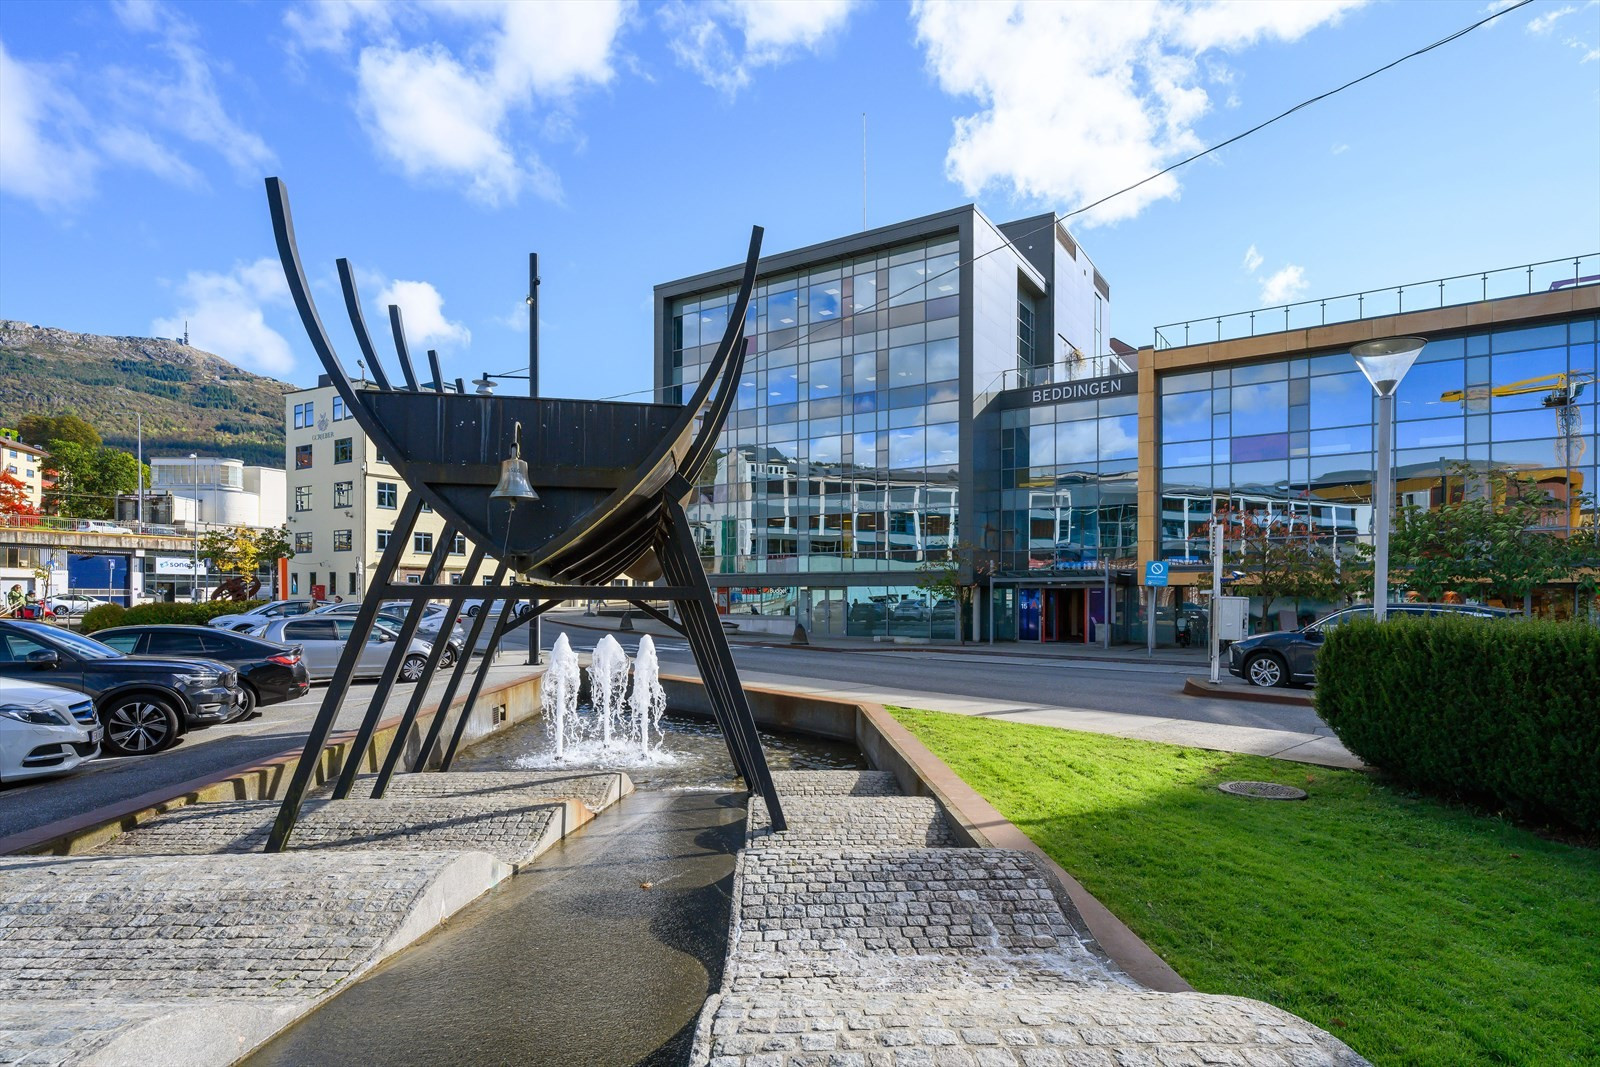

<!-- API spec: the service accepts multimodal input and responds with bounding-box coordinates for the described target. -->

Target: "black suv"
[1227,603,1517,687]
[0,620,241,755]
[93,625,311,717]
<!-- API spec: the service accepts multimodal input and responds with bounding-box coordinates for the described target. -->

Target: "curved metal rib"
[338,259,392,391]
[387,305,421,392]
[426,351,444,394]
[681,337,748,486]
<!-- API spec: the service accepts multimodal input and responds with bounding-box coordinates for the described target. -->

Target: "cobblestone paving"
[693,989,1369,1066]
[359,769,632,812]
[770,770,901,797]
[0,852,480,1001]
[693,770,1368,1067]
[93,797,564,868]
[0,1000,199,1067]
[748,797,954,850]
[724,848,1128,994]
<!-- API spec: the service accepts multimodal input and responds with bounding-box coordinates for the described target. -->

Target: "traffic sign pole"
[1142,560,1168,657]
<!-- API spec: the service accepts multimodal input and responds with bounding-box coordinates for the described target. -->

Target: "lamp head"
[1352,337,1426,397]
[491,420,538,502]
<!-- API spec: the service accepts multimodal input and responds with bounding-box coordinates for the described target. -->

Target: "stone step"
[747,796,954,850]
[691,988,1370,1066]
[0,850,506,1066]
[770,770,902,797]
[93,797,573,869]
[357,768,634,813]
[723,847,1130,995]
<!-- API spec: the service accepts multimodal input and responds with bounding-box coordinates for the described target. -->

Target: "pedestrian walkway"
[691,769,1368,1065]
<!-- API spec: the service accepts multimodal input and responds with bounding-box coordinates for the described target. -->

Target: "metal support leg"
[410,561,507,772]
[370,543,487,798]
[440,605,515,770]
[267,494,423,852]
[332,523,457,799]
[661,500,785,830]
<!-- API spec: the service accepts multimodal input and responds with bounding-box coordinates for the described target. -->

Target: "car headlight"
[0,702,73,726]
[182,671,221,687]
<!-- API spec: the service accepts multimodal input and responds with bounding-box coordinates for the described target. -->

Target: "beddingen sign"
[998,372,1137,409]
[1026,372,1136,406]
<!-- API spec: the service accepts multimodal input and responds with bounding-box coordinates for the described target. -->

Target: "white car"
[75,520,132,534]
[208,600,316,632]
[0,679,101,784]
[44,593,108,616]
[459,598,537,621]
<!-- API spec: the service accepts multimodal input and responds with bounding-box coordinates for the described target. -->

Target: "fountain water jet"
[541,634,581,761]
[630,635,667,759]
[589,635,631,748]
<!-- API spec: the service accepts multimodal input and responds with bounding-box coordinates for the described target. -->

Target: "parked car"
[44,593,108,616]
[0,678,101,784]
[459,598,536,621]
[891,599,930,622]
[309,602,467,667]
[1227,602,1517,687]
[0,620,241,755]
[75,520,133,534]
[246,617,433,682]
[93,625,312,717]
[208,600,315,633]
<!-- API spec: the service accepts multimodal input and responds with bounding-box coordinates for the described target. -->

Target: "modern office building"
[655,204,1126,641]
[283,378,492,599]
[120,456,287,529]
[659,214,1597,644]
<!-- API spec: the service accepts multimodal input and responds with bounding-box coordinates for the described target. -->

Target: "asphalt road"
[0,611,1328,842]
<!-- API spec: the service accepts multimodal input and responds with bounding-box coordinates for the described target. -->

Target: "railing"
[992,354,1136,394]
[1153,254,1599,351]
[0,513,213,539]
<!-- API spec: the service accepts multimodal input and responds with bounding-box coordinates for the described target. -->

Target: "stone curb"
[0,669,545,858]
[1183,675,1317,706]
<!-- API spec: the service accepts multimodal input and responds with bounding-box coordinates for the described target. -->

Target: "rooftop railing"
[1153,254,1599,351]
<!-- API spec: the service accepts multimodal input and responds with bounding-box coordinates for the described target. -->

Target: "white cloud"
[0,40,99,208]
[154,258,297,376]
[912,0,1363,225]
[0,3,271,212]
[1584,46,1600,62]
[1259,264,1309,305]
[1242,244,1263,273]
[1331,142,1349,155]
[1527,5,1576,33]
[663,0,858,95]
[291,0,626,205]
[377,278,471,350]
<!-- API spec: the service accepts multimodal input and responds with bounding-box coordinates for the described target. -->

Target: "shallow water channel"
[243,713,864,1067]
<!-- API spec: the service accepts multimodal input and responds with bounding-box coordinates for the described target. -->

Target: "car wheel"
[226,684,257,723]
[101,694,180,756]
[465,605,480,617]
[1244,652,1289,688]
[400,654,427,683]
[440,644,457,669]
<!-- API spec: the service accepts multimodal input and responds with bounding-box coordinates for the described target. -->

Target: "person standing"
[5,584,23,618]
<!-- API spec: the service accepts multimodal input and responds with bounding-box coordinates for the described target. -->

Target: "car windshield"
[12,622,123,660]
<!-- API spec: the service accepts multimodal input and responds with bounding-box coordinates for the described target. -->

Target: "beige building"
[283,378,492,599]
[0,434,48,509]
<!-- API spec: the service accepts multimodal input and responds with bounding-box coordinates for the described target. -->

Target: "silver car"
[246,618,433,683]
[308,602,467,667]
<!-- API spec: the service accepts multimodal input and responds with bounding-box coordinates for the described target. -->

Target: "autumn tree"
[0,471,39,519]
[200,525,295,578]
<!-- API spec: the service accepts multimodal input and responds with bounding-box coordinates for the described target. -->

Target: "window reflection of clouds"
[1231,382,1287,428]
[1309,372,1367,429]
[1396,417,1463,449]
[808,284,840,321]
[767,289,798,326]
[1100,415,1138,460]
[1161,391,1211,441]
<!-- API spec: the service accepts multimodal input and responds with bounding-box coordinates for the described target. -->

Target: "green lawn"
[889,707,1600,1066]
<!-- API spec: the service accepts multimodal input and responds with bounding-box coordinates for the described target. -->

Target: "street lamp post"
[1352,337,1426,623]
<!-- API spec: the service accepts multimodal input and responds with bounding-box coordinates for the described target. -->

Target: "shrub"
[78,603,126,633]
[1316,615,1600,831]
[117,600,267,628]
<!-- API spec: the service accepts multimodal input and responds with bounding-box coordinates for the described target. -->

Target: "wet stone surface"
[746,797,955,850]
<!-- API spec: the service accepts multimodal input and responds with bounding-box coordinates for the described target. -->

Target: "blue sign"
[1144,561,1169,587]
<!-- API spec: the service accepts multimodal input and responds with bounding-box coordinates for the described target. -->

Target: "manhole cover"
[1217,780,1307,800]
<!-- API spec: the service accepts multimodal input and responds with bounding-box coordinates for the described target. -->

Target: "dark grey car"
[1227,603,1517,687]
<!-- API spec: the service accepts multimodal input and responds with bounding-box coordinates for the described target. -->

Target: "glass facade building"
[657,206,1116,641]
[660,218,1597,642]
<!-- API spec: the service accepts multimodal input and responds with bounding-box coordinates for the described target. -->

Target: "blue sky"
[1,0,1596,400]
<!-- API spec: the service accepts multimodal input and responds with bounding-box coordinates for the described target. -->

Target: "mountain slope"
[0,320,294,468]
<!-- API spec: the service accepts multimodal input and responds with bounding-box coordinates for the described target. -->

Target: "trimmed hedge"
[81,600,268,633]
[1316,615,1600,831]
[78,604,126,633]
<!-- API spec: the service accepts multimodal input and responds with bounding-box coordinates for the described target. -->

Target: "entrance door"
[1042,589,1061,642]
[1018,589,1041,641]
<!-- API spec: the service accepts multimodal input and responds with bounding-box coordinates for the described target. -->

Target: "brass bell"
[491,421,538,501]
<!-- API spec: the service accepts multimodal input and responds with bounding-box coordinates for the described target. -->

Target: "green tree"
[200,525,295,577]
[18,413,99,450]
[1197,505,1364,629]
[41,441,146,519]
[1390,466,1571,612]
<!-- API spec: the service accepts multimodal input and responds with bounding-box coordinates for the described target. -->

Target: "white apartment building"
[0,434,48,509]
[284,378,493,599]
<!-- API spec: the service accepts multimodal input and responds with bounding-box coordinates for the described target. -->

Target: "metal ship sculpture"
[262,177,783,849]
